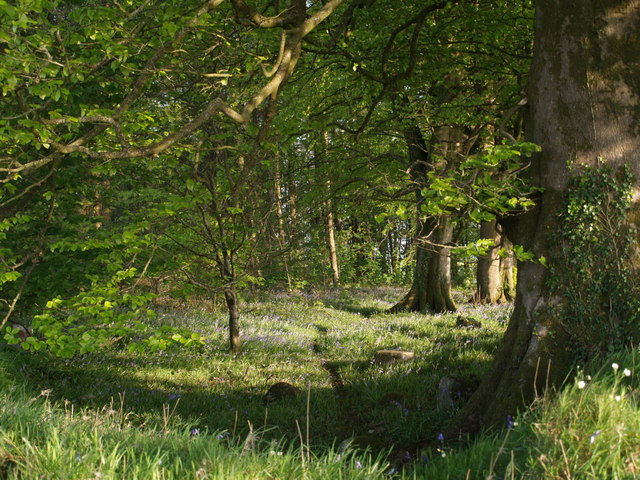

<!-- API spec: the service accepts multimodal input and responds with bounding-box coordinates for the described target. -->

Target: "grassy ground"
[1,287,638,479]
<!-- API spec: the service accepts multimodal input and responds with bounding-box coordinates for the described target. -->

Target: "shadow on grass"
[316,286,404,317]
[1,335,495,468]
[320,300,388,317]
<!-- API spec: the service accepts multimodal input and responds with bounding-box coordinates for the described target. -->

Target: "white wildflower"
[623,368,631,377]
[612,363,619,371]
[577,380,586,389]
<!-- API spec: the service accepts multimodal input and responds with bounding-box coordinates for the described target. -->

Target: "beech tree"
[450,0,640,433]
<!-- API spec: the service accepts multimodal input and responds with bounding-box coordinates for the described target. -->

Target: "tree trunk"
[391,215,457,313]
[221,252,241,353]
[500,236,516,301]
[474,220,503,303]
[324,180,340,288]
[274,155,292,290]
[424,216,456,312]
[224,288,241,354]
[386,231,397,275]
[474,220,508,304]
[391,123,478,314]
[448,0,640,434]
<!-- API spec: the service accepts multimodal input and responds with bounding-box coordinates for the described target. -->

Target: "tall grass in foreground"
[413,349,640,479]
[0,380,390,479]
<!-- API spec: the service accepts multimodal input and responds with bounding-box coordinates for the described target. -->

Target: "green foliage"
[549,163,640,356]
[419,142,541,222]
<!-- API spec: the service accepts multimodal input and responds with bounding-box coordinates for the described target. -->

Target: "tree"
[0,0,345,353]
[449,0,640,434]
[314,0,533,313]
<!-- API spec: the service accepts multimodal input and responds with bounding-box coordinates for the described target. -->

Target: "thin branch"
[261,31,287,77]
[1,193,56,328]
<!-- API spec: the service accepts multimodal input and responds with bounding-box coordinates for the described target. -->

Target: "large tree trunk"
[424,216,456,312]
[393,215,457,313]
[500,236,516,301]
[448,0,640,434]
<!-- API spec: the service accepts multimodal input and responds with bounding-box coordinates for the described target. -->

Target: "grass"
[411,349,640,479]
[1,287,638,478]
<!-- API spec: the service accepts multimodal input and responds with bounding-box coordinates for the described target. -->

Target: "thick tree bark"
[448,0,640,434]
[474,220,505,304]
[424,216,456,312]
[474,221,515,304]
[500,236,516,301]
[393,215,457,313]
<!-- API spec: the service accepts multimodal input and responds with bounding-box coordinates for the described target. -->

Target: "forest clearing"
[2,0,640,478]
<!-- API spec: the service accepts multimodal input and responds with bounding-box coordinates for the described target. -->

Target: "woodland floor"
[8,287,511,459]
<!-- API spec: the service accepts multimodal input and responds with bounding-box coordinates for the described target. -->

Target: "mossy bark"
[392,215,457,313]
[448,0,640,435]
